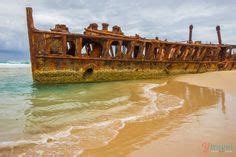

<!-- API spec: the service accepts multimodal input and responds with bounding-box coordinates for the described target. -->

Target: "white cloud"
[0,0,236,60]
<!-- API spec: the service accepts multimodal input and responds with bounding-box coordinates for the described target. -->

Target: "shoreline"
[0,69,236,156]
[174,70,236,93]
[128,70,236,157]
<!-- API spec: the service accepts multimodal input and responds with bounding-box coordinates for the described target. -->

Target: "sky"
[0,0,236,61]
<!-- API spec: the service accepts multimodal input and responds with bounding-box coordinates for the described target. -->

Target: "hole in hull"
[83,68,94,79]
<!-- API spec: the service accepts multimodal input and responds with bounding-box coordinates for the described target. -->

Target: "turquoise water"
[0,63,227,156]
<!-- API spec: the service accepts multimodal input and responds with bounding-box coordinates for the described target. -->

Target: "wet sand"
[128,71,236,157]
[81,71,236,157]
[0,69,236,157]
[175,70,236,94]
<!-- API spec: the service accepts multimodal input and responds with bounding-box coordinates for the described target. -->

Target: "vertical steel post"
[216,25,222,45]
[189,25,193,43]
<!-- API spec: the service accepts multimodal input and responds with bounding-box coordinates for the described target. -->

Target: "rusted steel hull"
[33,56,235,83]
[26,8,236,84]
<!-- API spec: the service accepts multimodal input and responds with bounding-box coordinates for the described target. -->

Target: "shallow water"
[0,66,235,157]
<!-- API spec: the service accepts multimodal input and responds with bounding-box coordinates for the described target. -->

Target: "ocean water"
[0,62,229,156]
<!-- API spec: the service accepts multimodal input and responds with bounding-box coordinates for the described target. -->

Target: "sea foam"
[0,62,30,68]
[0,82,185,156]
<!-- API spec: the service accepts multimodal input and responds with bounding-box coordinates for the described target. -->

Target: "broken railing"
[32,30,235,61]
[26,7,236,67]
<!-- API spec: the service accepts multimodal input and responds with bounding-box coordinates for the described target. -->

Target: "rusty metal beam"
[26,7,36,74]
[216,25,222,45]
[189,25,193,43]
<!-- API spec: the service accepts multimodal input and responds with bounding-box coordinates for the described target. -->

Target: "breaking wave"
[0,82,185,156]
[0,61,30,68]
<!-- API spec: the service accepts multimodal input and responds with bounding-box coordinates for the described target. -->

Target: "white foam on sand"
[0,82,185,156]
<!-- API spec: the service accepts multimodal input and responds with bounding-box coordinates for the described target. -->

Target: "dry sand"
[175,70,236,94]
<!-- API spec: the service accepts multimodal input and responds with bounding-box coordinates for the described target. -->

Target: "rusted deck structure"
[26,7,236,83]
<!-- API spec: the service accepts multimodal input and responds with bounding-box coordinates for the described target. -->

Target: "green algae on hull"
[34,68,204,84]
[32,59,228,84]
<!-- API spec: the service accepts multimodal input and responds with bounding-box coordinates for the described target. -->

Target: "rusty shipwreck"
[26,7,236,84]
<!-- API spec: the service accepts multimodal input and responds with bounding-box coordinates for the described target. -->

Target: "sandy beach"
[175,70,236,94]
[0,69,236,157]
[79,70,236,157]
[128,71,236,157]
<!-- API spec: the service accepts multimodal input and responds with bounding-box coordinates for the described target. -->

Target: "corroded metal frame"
[26,7,236,83]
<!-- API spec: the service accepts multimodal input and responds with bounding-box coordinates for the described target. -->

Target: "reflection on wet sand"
[81,81,225,157]
[0,80,226,156]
